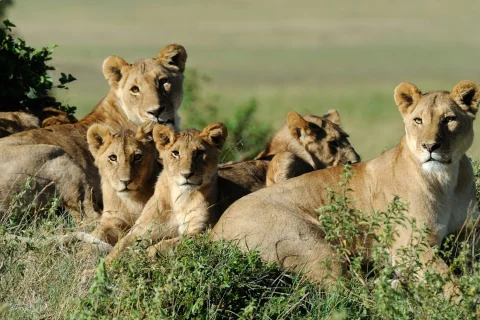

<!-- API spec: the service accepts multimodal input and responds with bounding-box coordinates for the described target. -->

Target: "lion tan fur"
[212,81,480,296]
[87,121,158,245]
[215,110,360,210]
[105,122,227,265]
[0,44,187,222]
[257,110,360,186]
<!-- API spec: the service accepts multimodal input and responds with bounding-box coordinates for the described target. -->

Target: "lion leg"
[91,214,133,246]
[266,152,313,186]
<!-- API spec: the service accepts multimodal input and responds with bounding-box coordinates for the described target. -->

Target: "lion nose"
[180,171,194,179]
[422,142,441,152]
[147,109,159,118]
[119,178,132,187]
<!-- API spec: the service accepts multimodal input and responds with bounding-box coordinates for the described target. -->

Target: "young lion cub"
[257,110,360,186]
[105,122,227,265]
[87,121,158,246]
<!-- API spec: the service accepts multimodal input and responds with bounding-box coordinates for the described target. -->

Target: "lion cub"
[87,121,158,246]
[255,110,360,186]
[105,122,227,265]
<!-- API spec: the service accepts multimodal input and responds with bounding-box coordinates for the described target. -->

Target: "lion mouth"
[425,157,451,164]
[179,181,202,187]
[158,119,175,128]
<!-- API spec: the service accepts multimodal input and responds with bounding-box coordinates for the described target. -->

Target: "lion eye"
[130,86,140,94]
[171,150,180,158]
[328,140,340,148]
[413,118,422,125]
[109,154,117,162]
[445,116,456,123]
[133,154,143,162]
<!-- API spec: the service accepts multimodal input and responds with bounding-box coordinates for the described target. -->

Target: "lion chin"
[422,160,449,173]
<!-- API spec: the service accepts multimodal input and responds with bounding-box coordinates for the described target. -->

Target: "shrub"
[181,69,272,162]
[0,19,76,115]
[316,165,480,319]
[72,235,323,319]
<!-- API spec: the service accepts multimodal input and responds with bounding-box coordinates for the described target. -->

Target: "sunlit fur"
[105,122,227,265]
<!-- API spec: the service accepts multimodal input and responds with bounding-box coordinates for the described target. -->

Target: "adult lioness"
[87,121,158,245]
[216,110,360,209]
[105,122,227,265]
[0,44,187,222]
[212,81,479,295]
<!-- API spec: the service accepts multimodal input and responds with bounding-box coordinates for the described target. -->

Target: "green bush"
[72,235,323,319]
[0,19,76,115]
[316,165,480,319]
[181,69,272,162]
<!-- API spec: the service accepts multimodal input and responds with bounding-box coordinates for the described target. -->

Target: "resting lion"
[216,110,360,209]
[105,122,227,265]
[87,121,158,245]
[0,44,187,222]
[0,107,78,138]
[211,81,479,296]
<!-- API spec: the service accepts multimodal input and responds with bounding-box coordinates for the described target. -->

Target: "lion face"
[102,44,187,128]
[153,123,228,190]
[87,121,157,194]
[286,111,361,168]
[394,81,479,172]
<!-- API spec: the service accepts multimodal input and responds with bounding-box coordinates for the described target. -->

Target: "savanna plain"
[2,1,480,319]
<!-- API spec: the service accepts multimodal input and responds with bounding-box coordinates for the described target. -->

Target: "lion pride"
[212,81,479,297]
[0,44,187,222]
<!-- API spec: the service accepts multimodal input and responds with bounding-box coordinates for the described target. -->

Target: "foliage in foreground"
[71,164,480,320]
[2,164,480,319]
[0,19,76,115]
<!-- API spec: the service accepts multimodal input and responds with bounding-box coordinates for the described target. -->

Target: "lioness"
[216,110,360,208]
[105,122,227,265]
[212,81,479,296]
[0,44,187,222]
[0,107,77,138]
[0,111,40,138]
[87,121,158,245]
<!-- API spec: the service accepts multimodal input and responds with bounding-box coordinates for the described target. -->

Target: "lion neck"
[154,170,219,214]
[367,136,461,206]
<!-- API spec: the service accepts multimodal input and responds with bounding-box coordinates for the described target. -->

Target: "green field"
[7,0,480,159]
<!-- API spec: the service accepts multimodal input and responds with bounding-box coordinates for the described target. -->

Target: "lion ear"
[157,44,187,73]
[201,122,228,150]
[136,120,156,144]
[103,56,129,88]
[153,125,176,151]
[451,80,480,117]
[287,111,313,141]
[394,82,422,117]
[87,124,111,158]
[324,109,341,125]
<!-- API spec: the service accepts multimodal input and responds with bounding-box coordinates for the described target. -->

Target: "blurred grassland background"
[6,0,480,160]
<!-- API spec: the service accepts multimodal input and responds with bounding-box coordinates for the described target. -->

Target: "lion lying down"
[87,110,360,251]
[105,122,228,265]
[211,80,480,297]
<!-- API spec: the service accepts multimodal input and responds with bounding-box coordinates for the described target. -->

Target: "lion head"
[394,80,479,173]
[87,121,157,194]
[102,44,187,128]
[153,122,228,189]
[256,110,360,169]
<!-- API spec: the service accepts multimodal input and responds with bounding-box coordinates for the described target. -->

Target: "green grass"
[2,164,480,319]
[5,0,480,160]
